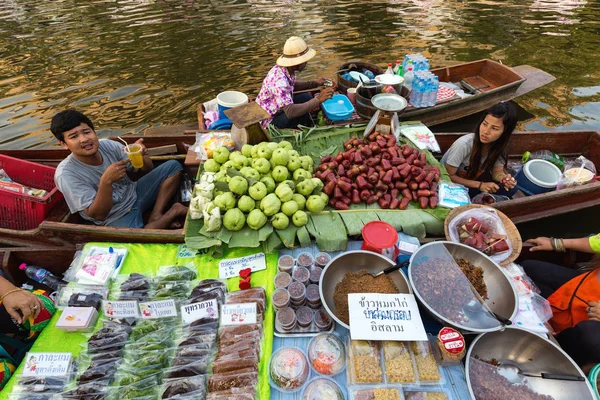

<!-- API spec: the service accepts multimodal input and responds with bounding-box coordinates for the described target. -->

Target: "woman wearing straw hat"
[256,36,335,129]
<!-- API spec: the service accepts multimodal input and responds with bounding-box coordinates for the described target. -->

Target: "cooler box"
[0,155,63,230]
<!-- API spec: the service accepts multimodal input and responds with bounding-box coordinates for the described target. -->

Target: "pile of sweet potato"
[314,132,440,210]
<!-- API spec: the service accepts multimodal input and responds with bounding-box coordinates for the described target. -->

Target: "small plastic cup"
[272,289,291,310]
[293,267,310,286]
[274,272,292,289]
[305,284,321,308]
[296,306,314,328]
[278,255,295,273]
[125,144,144,169]
[314,309,332,331]
[309,267,323,284]
[269,347,309,393]
[296,252,314,268]
[276,307,297,331]
[314,252,331,267]
[288,282,306,303]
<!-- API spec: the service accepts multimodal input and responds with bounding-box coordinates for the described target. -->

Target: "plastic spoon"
[498,361,585,382]
[118,136,130,152]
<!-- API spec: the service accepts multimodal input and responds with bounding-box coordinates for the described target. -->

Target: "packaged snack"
[296,252,314,268]
[56,307,99,332]
[292,267,310,285]
[164,359,213,378]
[77,360,120,383]
[411,341,442,382]
[276,307,297,332]
[314,309,332,331]
[404,391,448,400]
[208,372,258,392]
[349,340,383,383]
[272,289,291,311]
[353,387,402,400]
[435,328,466,364]
[161,375,207,398]
[296,306,314,328]
[218,323,262,342]
[382,341,416,383]
[157,264,198,281]
[309,267,323,285]
[212,357,258,374]
[274,272,292,289]
[178,332,217,349]
[56,284,108,310]
[314,252,331,268]
[119,273,152,291]
[269,347,309,392]
[206,388,256,400]
[69,246,128,285]
[308,333,346,376]
[226,287,266,314]
[153,281,190,299]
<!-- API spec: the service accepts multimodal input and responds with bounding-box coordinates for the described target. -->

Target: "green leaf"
[217,228,234,244]
[296,226,312,248]
[185,235,222,250]
[228,226,260,248]
[214,182,230,192]
[258,223,274,242]
[247,177,258,187]
[340,212,379,236]
[227,168,243,178]
[276,225,298,248]
[308,213,348,252]
[263,231,283,253]
[199,224,221,238]
[418,211,445,236]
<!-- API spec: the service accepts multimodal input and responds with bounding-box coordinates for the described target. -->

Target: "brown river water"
[0,0,599,149]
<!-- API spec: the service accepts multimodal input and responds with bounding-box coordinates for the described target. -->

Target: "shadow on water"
[0,0,599,149]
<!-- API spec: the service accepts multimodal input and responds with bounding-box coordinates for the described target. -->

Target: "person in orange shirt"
[524,234,600,373]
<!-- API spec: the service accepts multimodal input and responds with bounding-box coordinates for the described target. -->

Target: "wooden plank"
[144,123,198,136]
[146,144,177,156]
[512,65,556,98]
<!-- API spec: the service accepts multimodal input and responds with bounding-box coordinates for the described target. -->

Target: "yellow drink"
[126,144,144,168]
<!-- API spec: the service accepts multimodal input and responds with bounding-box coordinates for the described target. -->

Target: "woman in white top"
[441,102,518,196]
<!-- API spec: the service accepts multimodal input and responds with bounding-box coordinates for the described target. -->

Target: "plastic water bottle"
[430,76,439,106]
[19,263,65,291]
[393,60,401,75]
[385,63,394,75]
[410,73,422,107]
[404,61,415,91]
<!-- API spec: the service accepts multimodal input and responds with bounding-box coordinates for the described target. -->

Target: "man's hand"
[317,87,335,103]
[525,237,553,252]
[480,182,500,193]
[588,301,600,322]
[100,160,128,185]
[132,138,148,156]
[2,290,43,324]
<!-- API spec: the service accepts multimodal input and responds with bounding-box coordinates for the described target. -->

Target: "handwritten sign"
[221,303,257,326]
[102,300,139,319]
[218,253,266,279]
[348,293,427,341]
[181,299,219,325]
[177,244,196,259]
[139,299,178,319]
[22,352,72,377]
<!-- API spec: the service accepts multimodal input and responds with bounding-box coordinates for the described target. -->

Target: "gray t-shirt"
[441,133,504,175]
[55,140,137,226]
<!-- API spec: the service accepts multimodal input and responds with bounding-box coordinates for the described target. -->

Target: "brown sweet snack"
[288,281,306,301]
[333,269,400,325]
[455,258,488,300]
[208,372,258,392]
[315,252,331,267]
[296,252,314,268]
[219,324,262,342]
[314,309,332,331]
[276,307,296,329]
[272,289,290,310]
[274,272,292,289]
[305,284,320,304]
[213,358,258,374]
[296,306,313,327]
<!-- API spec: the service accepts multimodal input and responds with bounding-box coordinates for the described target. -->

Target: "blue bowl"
[322,94,355,121]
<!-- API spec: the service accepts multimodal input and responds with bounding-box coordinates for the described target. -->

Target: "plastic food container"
[293,267,310,286]
[410,341,444,384]
[276,307,297,332]
[288,282,306,303]
[296,252,314,268]
[314,309,332,331]
[360,221,399,261]
[349,340,383,384]
[274,272,292,289]
[322,94,355,121]
[315,252,331,268]
[308,333,346,376]
[305,284,321,308]
[272,289,291,310]
[351,386,403,400]
[56,307,99,332]
[302,377,345,400]
[269,347,310,393]
[404,388,451,400]
[296,306,314,328]
[382,341,416,383]
[278,255,295,273]
[309,267,323,284]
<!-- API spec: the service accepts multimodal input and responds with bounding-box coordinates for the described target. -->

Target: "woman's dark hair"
[50,110,95,142]
[466,102,517,179]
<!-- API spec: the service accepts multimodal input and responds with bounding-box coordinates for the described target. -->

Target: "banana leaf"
[228,226,260,248]
[306,213,348,252]
[296,226,312,248]
[276,225,298,248]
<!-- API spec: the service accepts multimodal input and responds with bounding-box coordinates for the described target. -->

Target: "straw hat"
[276,36,316,67]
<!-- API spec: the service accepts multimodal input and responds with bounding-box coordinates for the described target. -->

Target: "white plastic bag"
[448,208,512,263]
[192,132,235,161]
[556,155,596,190]
[438,182,470,209]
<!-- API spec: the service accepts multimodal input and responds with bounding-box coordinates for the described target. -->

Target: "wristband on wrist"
[478,181,482,190]
[0,288,23,302]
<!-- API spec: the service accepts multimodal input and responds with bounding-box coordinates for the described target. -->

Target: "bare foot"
[144,203,188,230]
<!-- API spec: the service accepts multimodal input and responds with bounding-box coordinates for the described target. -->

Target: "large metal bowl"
[319,250,412,330]
[408,241,518,333]
[466,327,595,400]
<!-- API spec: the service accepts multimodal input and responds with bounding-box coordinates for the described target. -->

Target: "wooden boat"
[353,59,555,126]
[0,130,598,247]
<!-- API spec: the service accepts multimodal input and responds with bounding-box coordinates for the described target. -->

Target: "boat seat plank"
[146,144,178,156]
[462,76,495,92]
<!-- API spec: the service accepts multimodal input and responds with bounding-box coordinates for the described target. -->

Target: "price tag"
[102,300,139,319]
[348,293,427,341]
[181,299,219,325]
[139,299,178,319]
[221,303,257,326]
[177,245,196,259]
[218,253,266,279]
[22,353,72,377]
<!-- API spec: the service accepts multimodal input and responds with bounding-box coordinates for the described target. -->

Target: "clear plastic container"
[410,341,444,384]
[272,289,291,310]
[56,284,108,310]
[274,272,292,289]
[278,255,295,273]
[382,341,417,383]
[296,306,314,328]
[314,252,332,268]
[309,267,323,285]
[276,307,297,332]
[314,309,332,331]
[296,252,314,268]
[308,333,346,376]
[351,385,403,400]
[288,281,306,303]
[404,387,451,400]
[349,340,383,384]
[269,347,310,393]
[293,266,310,286]
[302,377,344,400]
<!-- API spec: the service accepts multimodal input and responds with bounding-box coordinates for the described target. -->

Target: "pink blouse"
[255,65,296,127]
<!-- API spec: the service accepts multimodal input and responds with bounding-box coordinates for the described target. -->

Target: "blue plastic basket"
[322,94,355,121]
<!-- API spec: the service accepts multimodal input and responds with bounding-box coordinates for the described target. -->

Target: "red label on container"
[439,327,465,355]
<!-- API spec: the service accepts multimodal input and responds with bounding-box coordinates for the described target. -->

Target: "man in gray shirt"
[51,110,188,229]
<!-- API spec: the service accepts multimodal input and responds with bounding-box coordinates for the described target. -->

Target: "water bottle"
[385,63,394,75]
[393,60,401,75]
[410,73,422,107]
[19,263,65,291]
[430,76,439,106]
[404,61,415,91]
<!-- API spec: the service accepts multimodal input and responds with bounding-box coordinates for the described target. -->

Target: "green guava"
[228,176,248,195]
[213,146,230,164]
[260,193,281,217]
[237,195,255,212]
[247,209,267,230]
[203,159,220,173]
[248,182,268,201]
[292,210,308,227]
[271,212,289,230]
[223,208,245,231]
[306,195,326,213]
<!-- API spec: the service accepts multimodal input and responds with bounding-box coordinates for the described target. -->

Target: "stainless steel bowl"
[319,250,412,330]
[466,327,595,400]
[408,241,518,333]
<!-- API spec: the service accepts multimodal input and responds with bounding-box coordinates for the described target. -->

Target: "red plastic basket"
[0,155,64,230]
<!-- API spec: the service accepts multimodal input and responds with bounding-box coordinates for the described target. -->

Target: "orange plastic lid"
[362,221,398,249]
[438,327,465,355]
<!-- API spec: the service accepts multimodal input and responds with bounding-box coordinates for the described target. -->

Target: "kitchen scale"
[363,93,408,137]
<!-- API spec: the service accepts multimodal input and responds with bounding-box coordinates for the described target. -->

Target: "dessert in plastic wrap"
[349,340,383,383]
[308,333,346,376]
[269,347,310,392]
[411,341,442,382]
[302,377,344,400]
[382,341,416,383]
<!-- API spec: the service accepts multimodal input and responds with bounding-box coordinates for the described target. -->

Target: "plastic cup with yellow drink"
[125,144,144,168]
